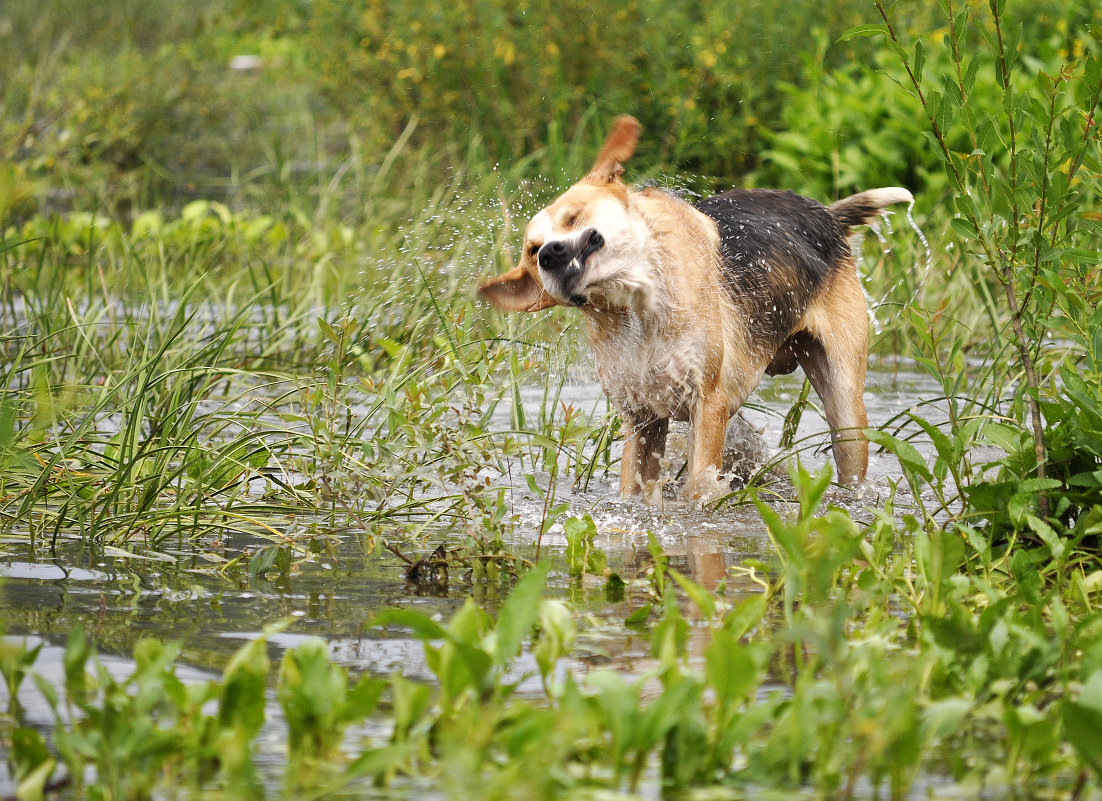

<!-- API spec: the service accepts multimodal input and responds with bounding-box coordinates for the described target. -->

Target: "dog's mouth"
[576,227,605,264]
[538,227,604,306]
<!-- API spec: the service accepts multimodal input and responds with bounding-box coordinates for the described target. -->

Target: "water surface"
[0,364,943,796]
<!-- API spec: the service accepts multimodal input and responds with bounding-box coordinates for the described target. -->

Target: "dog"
[479,116,911,498]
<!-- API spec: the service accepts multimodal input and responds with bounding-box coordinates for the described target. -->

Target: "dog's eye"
[528,244,540,258]
[565,214,578,228]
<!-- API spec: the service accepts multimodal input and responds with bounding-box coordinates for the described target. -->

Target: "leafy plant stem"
[876,0,1050,516]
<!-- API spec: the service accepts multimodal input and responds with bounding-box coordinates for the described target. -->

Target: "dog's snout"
[539,229,605,274]
[538,240,571,272]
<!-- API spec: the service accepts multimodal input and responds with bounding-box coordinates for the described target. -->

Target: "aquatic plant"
[858,0,1102,533]
[5,465,1102,800]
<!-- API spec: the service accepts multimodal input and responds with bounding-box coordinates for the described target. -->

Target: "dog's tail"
[828,187,913,230]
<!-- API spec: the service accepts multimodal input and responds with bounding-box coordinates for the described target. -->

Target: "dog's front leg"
[685,390,729,499]
[620,417,669,496]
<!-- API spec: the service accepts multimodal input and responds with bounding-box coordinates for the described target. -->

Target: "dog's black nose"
[538,240,571,272]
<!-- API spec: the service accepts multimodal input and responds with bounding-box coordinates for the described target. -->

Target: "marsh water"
[0,363,945,796]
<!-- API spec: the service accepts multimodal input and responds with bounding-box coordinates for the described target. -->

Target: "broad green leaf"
[908,412,960,467]
[921,697,972,742]
[867,428,933,482]
[669,568,715,621]
[838,23,888,41]
[950,216,979,239]
[723,593,766,639]
[981,421,1023,454]
[1025,513,1064,560]
[317,317,341,345]
[220,635,270,737]
[493,562,549,665]
[706,629,759,707]
[625,603,653,626]
[372,608,448,641]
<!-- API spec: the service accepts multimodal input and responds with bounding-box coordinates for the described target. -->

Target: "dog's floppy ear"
[478,265,560,312]
[583,115,640,186]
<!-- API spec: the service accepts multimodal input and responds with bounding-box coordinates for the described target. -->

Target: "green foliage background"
[2,0,1095,218]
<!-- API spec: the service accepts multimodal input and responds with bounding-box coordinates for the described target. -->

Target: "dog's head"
[479,116,646,312]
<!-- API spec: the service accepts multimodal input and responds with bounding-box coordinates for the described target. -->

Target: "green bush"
[856,0,1102,550]
[292,0,878,177]
[753,0,1102,200]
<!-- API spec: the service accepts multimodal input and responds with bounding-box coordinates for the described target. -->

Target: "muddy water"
[0,364,940,796]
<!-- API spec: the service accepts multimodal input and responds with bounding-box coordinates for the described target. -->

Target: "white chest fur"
[586,312,715,423]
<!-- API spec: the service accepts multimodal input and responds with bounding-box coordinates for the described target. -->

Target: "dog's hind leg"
[797,273,870,486]
[620,417,669,496]
[798,335,868,486]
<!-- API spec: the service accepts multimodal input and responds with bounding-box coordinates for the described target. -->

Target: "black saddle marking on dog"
[695,189,849,352]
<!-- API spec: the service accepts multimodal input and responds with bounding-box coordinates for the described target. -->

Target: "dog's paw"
[640,478,668,507]
[682,467,728,505]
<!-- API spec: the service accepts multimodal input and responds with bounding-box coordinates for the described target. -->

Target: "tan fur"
[479,116,909,498]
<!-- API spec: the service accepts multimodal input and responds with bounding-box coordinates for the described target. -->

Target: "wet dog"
[479,116,911,498]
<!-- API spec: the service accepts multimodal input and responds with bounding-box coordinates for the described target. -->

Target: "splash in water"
[855,196,932,334]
